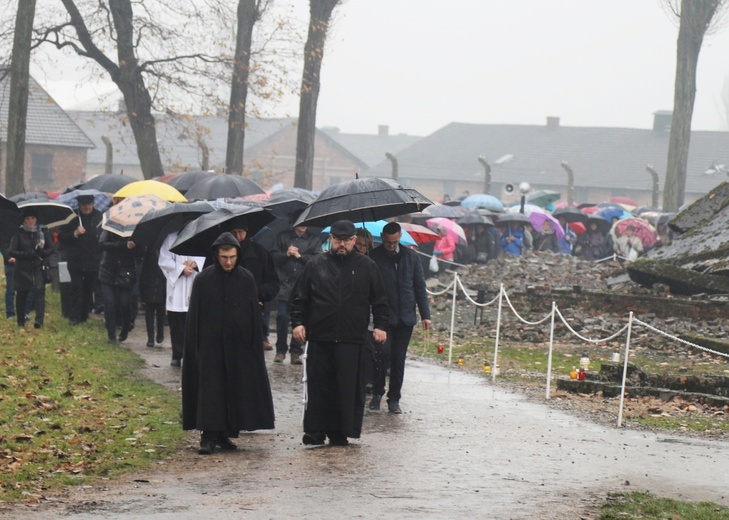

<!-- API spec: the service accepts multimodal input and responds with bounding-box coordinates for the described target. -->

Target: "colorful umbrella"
[321,221,417,247]
[610,217,657,249]
[114,180,187,202]
[398,222,440,244]
[56,189,113,213]
[102,194,171,237]
[426,217,467,244]
[595,206,633,223]
[528,210,565,240]
[460,193,504,210]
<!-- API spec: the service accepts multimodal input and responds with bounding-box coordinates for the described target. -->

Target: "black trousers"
[69,268,97,322]
[373,323,414,403]
[17,286,45,326]
[167,311,187,361]
[145,302,166,343]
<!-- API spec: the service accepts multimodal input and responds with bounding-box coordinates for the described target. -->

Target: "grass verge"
[600,492,729,519]
[0,291,185,502]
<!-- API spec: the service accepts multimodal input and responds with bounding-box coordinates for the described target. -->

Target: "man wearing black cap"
[290,219,388,446]
[58,194,103,325]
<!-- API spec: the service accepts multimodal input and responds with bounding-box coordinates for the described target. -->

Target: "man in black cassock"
[182,232,275,455]
[290,220,388,446]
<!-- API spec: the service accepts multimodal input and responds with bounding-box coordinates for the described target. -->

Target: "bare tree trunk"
[663,0,721,212]
[5,0,36,196]
[61,0,164,180]
[226,0,261,176]
[293,0,340,190]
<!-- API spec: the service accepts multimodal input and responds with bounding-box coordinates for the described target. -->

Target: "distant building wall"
[0,144,88,193]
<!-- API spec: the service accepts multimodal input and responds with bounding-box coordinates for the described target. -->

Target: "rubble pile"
[429,252,729,350]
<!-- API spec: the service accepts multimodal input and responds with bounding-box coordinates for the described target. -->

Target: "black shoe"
[327,432,349,446]
[107,336,117,344]
[118,329,128,342]
[156,335,164,344]
[216,436,237,450]
[146,340,154,348]
[33,322,42,329]
[198,440,216,455]
[170,359,181,367]
[369,394,382,411]
[302,432,325,446]
[388,400,402,414]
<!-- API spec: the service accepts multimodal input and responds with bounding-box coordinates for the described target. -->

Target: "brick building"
[0,72,95,194]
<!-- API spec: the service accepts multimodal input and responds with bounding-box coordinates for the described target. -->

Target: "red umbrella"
[568,222,586,235]
[399,222,439,244]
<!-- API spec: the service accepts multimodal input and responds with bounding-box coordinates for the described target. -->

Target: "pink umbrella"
[426,217,467,244]
[610,217,657,249]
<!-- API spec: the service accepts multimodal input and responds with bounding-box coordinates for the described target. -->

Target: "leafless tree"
[4,0,36,196]
[662,0,728,212]
[293,0,341,190]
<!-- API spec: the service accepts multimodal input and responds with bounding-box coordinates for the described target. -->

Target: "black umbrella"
[130,201,215,249]
[17,200,77,228]
[185,174,265,200]
[552,207,588,224]
[295,177,433,228]
[457,213,494,226]
[421,203,464,218]
[585,214,611,234]
[9,191,51,203]
[170,206,275,256]
[495,212,530,225]
[162,171,216,195]
[0,194,22,252]
[81,173,138,193]
[265,187,317,219]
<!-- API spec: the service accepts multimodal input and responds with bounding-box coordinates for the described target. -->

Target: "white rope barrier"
[554,306,630,344]
[500,289,554,326]
[455,275,500,307]
[426,278,456,296]
[633,318,729,360]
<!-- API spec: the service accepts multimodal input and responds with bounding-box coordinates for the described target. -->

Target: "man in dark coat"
[270,222,322,364]
[57,194,103,325]
[290,220,388,447]
[369,222,431,414]
[182,232,275,455]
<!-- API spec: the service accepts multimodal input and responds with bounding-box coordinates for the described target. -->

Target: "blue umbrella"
[595,207,633,223]
[460,193,504,210]
[321,221,417,247]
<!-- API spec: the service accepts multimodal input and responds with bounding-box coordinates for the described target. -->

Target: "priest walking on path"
[182,232,275,455]
[290,220,388,447]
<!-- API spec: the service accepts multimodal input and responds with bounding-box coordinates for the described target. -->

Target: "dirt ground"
[2,322,729,519]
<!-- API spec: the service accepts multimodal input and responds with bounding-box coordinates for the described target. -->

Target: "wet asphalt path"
[4,330,729,519]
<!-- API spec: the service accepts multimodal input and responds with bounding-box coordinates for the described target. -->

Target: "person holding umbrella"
[369,222,431,414]
[57,194,103,325]
[9,207,55,328]
[290,220,388,446]
[97,229,137,343]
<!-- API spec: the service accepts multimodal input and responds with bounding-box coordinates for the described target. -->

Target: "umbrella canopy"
[398,222,440,244]
[130,201,215,248]
[526,190,561,208]
[9,191,51,203]
[568,221,587,235]
[610,217,657,249]
[528,210,565,240]
[457,212,494,226]
[102,194,170,237]
[420,203,464,219]
[82,173,138,193]
[0,194,22,252]
[295,177,433,228]
[460,193,504,210]
[585,214,611,235]
[265,187,318,219]
[595,206,633,223]
[170,206,275,256]
[185,174,265,200]
[552,206,588,224]
[56,188,113,213]
[160,170,216,194]
[609,196,638,210]
[426,217,467,244]
[114,180,187,202]
[496,212,530,225]
[321,221,417,247]
[17,200,77,228]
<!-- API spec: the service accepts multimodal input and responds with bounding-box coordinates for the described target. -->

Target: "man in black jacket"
[369,222,431,414]
[271,223,322,364]
[290,220,388,446]
[57,194,103,325]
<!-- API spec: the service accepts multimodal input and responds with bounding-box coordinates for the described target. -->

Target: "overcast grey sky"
[40,0,729,137]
